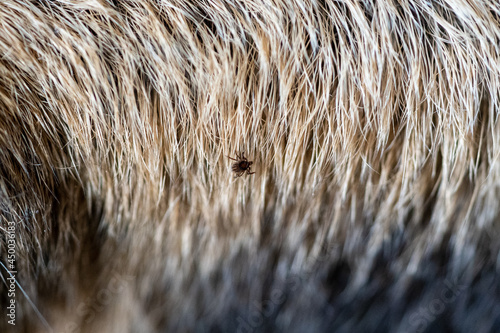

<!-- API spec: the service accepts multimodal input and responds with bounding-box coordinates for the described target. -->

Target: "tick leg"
[226,155,238,161]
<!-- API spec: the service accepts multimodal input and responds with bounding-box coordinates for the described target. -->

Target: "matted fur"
[0,0,499,332]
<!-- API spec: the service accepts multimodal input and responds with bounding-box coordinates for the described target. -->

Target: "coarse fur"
[0,0,499,332]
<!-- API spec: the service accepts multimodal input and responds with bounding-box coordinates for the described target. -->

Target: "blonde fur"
[0,0,499,332]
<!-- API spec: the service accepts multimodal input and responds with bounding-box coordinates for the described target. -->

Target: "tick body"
[227,152,255,178]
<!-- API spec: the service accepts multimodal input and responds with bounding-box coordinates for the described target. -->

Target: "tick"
[227,152,255,178]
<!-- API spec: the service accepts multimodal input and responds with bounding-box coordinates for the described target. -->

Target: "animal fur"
[0,0,499,332]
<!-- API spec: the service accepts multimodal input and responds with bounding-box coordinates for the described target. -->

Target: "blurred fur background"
[0,0,499,332]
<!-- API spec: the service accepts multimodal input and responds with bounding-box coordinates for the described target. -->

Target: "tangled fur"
[0,0,499,332]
